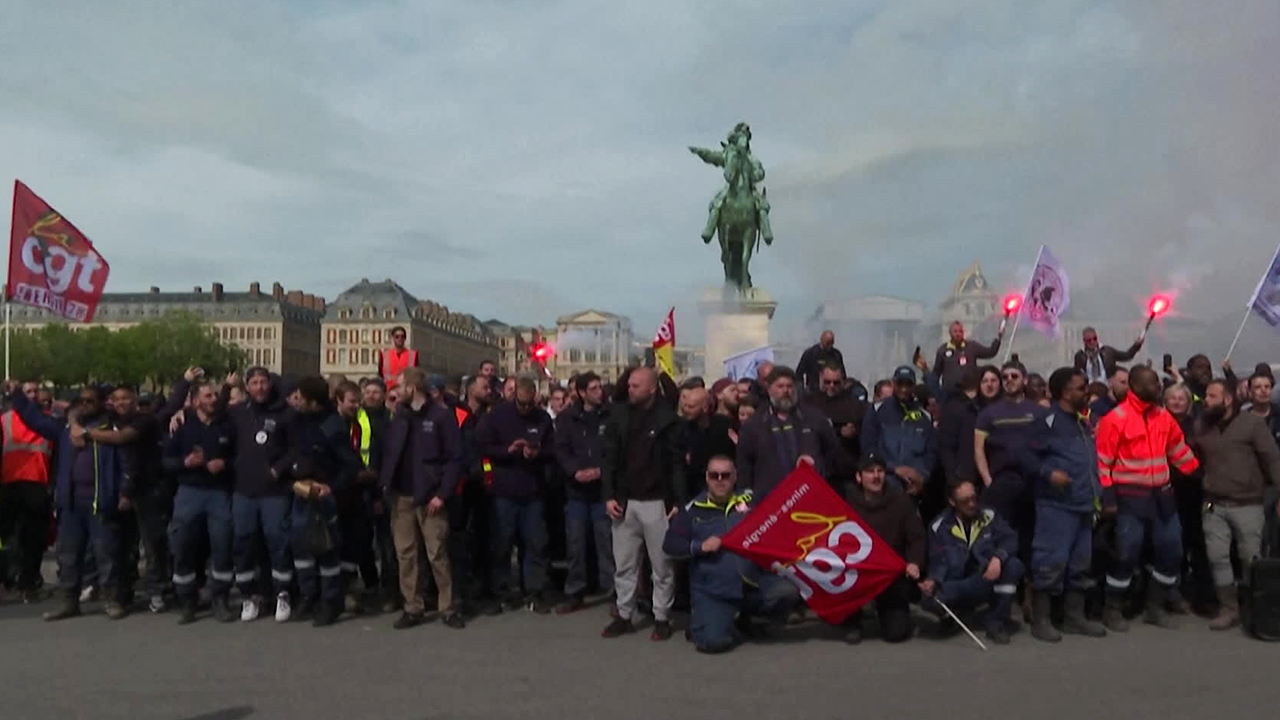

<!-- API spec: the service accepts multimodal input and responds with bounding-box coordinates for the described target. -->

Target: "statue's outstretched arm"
[689,146,725,167]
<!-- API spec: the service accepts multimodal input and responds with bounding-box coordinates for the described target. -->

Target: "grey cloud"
[1,0,1276,340]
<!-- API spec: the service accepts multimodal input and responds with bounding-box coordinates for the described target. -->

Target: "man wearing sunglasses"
[974,361,1045,571]
[662,455,799,653]
[921,479,1023,645]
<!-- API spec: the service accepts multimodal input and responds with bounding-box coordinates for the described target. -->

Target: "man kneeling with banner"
[663,456,801,654]
[716,464,908,642]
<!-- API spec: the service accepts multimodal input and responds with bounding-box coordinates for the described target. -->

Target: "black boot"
[312,601,341,628]
[1103,592,1129,632]
[1062,590,1107,637]
[1030,591,1061,643]
[178,599,198,625]
[43,596,81,622]
[1143,582,1173,629]
[212,596,235,623]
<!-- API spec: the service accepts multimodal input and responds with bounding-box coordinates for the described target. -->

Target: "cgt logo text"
[770,518,874,600]
[20,234,105,294]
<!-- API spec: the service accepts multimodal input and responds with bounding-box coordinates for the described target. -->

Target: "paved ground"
[2,592,1278,720]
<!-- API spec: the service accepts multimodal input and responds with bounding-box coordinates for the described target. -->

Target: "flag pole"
[1224,309,1250,363]
[3,291,9,381]
[935,597,987,651]
[1003,245,1044,362]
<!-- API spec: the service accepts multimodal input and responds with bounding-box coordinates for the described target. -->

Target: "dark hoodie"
[845,480,926,567]
[221,372,295,498]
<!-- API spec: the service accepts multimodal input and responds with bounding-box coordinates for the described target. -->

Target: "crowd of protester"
[1,322,1278,654]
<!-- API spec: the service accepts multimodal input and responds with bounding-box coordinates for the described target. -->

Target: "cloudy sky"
[3,0,1277,338]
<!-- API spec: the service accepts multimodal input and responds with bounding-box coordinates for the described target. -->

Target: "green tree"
[5,311,249,390]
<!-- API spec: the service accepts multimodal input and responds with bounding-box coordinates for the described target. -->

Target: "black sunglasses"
[706,471,734,481]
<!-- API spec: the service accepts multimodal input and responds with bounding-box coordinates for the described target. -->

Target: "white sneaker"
[79,586,98,603]
[274,592,292,623]
[240,596,261,622]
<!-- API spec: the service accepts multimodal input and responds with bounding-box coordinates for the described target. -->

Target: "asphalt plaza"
[2,593,1278,720]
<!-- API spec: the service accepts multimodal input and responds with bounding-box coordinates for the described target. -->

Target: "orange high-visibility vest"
[381,348,418,389]
[1,410,52,485]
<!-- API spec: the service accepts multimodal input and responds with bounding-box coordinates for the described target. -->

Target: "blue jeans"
[490,497,547,598]
[1031,504,1093,593]
[169,486,234,599]
[291,497,343,604]
[56,506,123,600]
[1108,507,1182,592]
[232,494,293,596]
[564,498,613,597]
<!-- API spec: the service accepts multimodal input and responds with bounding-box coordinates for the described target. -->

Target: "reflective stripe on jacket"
[1095,393,1198,490]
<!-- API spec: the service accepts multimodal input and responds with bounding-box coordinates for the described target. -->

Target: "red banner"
[8,180,110,322]
[722,465,906,624]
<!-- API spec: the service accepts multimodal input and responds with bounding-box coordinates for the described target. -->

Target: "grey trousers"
[1204,503,1264,587]
[611,499,674,622]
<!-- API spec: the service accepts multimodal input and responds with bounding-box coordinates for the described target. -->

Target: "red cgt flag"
[722,465,906,624]
[8,180,110,322]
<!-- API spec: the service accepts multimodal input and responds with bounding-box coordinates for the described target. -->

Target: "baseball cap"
[892,366,917,384]
[426,374,447,391]
[858,453,887,472]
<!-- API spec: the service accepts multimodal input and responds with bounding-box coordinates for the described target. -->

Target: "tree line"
[8,312,248,390]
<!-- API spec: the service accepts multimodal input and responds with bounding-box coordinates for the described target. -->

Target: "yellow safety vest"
[356,408,372,467]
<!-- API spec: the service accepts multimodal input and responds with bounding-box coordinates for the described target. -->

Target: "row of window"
[326,348,374,366]
[219,326,276,342]
[336,308,398,320]
[326,327,394,346]
[563,349,611,363]
[250,347,275,366]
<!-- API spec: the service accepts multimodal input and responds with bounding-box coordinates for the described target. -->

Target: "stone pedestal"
[699,286,777,378]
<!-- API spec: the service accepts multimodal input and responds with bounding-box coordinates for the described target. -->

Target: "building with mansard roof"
[320,278,497,380]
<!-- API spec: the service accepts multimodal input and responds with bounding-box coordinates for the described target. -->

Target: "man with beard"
[1089,366,1129,424]
[737,366,845,499]
[711,378,739,425]
[357,378,397,610]
[77,378,188,613]
[222,368,297,623]
[164,380,235,624]
[553,372,615,613]
[1192,379,1280,630]
[1022,368,1108,642]
[1095,366,1200,631]
[477,374,555,614]
[11,384,132,621]
[457,373,495,612]
[381,367,466,629]
[283,377,362,627]
[803,365,867,466]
